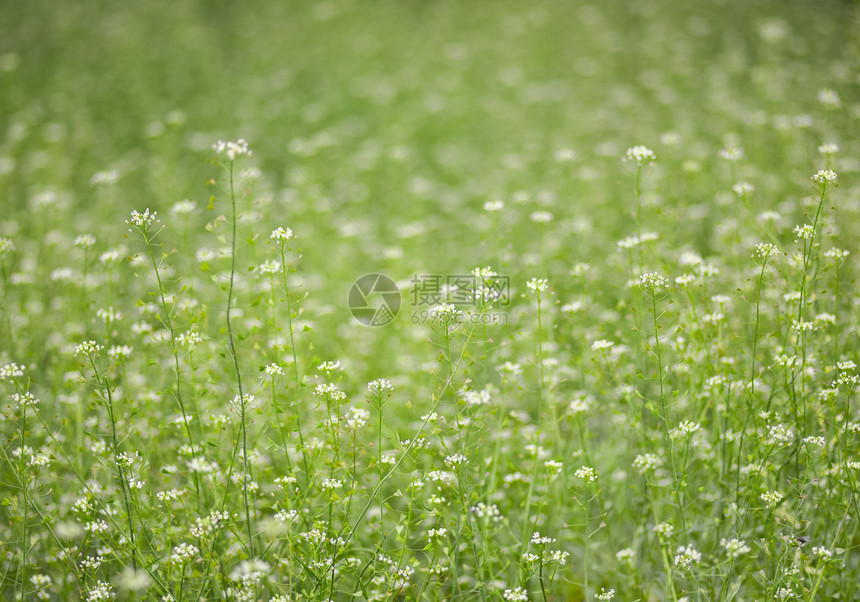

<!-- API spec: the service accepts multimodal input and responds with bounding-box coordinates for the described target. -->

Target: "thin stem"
[226,160,254,557]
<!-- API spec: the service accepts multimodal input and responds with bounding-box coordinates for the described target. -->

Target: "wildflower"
[823,248,849,260]
[818,142,839,156]
[74,234,96,249]
[12,392,38,408]
[761,490,783,507]
[803,436,825,450]
[483,200,504,212]
[427,528,447,538]
[569,396,591,414]
[176,329,202,347]
[0,363,25,380]
[633,453,660,473]
[169,199,197,216]
[462,387,493,406]
[444,453,469,467]
[767,423,793,445]
[213,138,252,160]
[530,211,554,223]
[317,360,342,373]
[0,237,16,258]
[314,383,346,401]
[343,406,370,429]
[753,243,778,260]
[639,272,667,290]
[431,303,462,320]
[625,145,656,165]
[90,170,119,186]
[368,378,394,393]
[591,339,615,352]
[721,538,751,558]
[718,146,744,161]
[230,394,256,410]
[271,227,294,242]
[793,224,814,240]
[265,363,283,376]
[818,88,841,108]
[595,588,616,601]
[85,581,115,601]
[732,182,754,196]
[653,522,674,538]
[674,544,701,569]
[126,209,158,229]
[575,466,597,482]
[321,478,342,490]
[275,509,299,522]
[531,532,557,544]
[616,548,636,563]
[107,345,133,359]
[526,278,548,294]
[670,421,702,439]
[170,543,199,565]
[74,341,104,357]
[811,169,837,185]
[503,587,529,601]
[260,260,281,274]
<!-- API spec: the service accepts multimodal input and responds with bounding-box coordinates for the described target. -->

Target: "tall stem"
[226,160,254,556]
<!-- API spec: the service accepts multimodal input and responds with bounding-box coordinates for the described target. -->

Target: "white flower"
[595,588,616,601]
[90,170,119,187]
[818,142,838,156]
[74,234,96,249]
[503,587,528,601]
[674,544,701,569]
[732,182,754,196]
[793,224,814,240]
[754,243,779,259]
[530,211,553,223]
[591,339,615,352]
[761,490,783,507]
[170,543,199,565]
[526,278,548,294]
[575,466,597,482]
[75,341,104,356]
[85,581,115,602]
[368,378,394,393]
[639,272,667,290]
[127,209,158,229]
[718,146,744,161]
[169,199,197,216]
[265,363,283,376]
[271,227,294,242]
[445,453,469,467]
[625,145,656,165]
[670,421,702,439]
[260,260,281,274]
[483,200,504,212]
[721,538,751,558]
[811,169,837,185]
[213,138,252,160]
[633,453,660,473]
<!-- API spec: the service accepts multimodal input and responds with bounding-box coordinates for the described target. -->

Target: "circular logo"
[348,273,401,327]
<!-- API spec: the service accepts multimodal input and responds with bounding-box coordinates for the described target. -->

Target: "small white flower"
[526,278,548,294]
[213,138,252,160]
[625,145,656,165]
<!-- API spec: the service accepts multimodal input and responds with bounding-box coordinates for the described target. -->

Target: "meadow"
[2,0,860,600]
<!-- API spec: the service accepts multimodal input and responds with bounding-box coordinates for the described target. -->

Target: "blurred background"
[1,0,858,372]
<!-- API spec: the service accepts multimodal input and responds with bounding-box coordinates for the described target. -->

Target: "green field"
[2,1,860,600]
